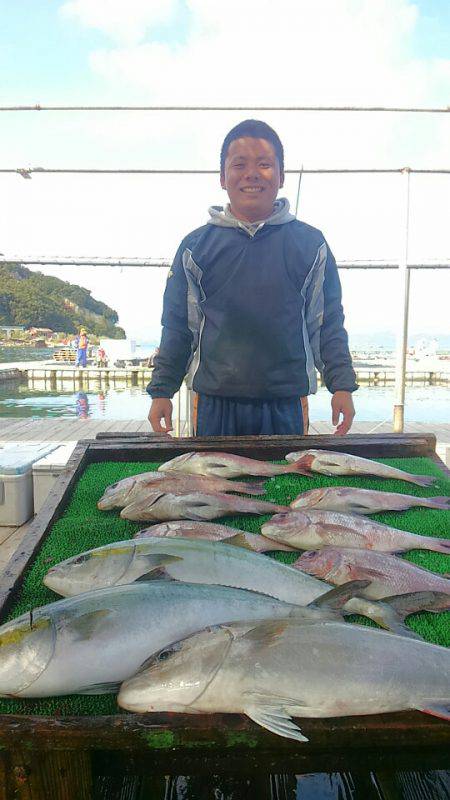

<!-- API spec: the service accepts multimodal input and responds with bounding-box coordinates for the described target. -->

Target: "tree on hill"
[0,263,125,337]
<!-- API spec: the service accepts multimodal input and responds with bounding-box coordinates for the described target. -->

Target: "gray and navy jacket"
[148,198,357,400]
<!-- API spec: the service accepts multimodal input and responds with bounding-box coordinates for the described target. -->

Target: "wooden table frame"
[0,433,448,797]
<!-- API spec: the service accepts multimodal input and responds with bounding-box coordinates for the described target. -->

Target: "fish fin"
[135,567,176,582]
[383,591,450,616]
[244,692,309,742]
[240,620,291,646]
[363,601,423,639]
[78,682,122,695]
[65,610,115,642]
[309,580,371,610]
[224,533,255,551]
[420,703,450,722]
[141,554,183,568]
[411,474,436,487]
[426,496,450,510]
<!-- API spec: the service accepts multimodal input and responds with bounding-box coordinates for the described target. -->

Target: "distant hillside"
[0,263,126,338]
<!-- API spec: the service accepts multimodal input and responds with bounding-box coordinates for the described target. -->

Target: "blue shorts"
[196,394,304,436]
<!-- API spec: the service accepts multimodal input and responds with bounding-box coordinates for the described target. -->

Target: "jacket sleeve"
[146,242,193,399]
[305,240,358,394]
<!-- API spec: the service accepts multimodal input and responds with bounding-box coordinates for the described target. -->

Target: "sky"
[0,0,449,344]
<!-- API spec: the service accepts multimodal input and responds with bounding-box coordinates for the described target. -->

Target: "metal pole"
[393,169,412,432]
[175,389,182,437]
[294,165,303,216]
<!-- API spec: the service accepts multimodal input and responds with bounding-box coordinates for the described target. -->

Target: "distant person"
[75,328,88,368]
[97,347,107,367]
[148,119,357,436]
[149,347,160,368]
[75,391,89,419]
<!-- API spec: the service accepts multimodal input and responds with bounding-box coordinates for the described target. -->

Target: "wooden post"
[7,750,93,800]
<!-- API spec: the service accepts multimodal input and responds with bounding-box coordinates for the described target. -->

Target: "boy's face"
[221,137,283,223]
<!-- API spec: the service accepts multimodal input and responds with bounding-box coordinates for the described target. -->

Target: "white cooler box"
[32,442,78,513]
[0,442,59,526]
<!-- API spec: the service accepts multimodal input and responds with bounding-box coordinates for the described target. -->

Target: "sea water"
[0,383,448,423]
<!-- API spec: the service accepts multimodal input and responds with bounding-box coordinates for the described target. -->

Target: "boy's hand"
[331,391,355,435]
[148,398,173,433]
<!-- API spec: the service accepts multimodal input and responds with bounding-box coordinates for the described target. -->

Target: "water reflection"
[0,383,449,423]
[75,391,89,419]
[94,771,450,800]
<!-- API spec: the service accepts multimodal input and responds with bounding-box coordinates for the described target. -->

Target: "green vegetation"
[0,263,125,338]
[0,455,448,720]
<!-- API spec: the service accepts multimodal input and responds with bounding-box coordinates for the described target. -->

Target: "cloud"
[60,0,177,45]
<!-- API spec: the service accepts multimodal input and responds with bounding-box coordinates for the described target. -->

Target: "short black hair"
[220,119,284,176]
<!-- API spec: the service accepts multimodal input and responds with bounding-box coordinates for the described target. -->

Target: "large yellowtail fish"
[0,582,334,698]
[290,486,450,515]
[262,509,450,554]
[159,451,312,479]
[285,449,435,487]
[118,618,450,741]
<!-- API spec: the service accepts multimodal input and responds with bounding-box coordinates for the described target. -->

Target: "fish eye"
[158,649,171,661]
[157,641,183,662]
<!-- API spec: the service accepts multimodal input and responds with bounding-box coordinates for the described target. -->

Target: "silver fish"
[262,509,450,554]
[294,547,450,606]
[43,536,427,637]
[133,521,295,553]
[159,451,311,478]
[98,472,265,510]
[118,618,450,741]
[120,491,288,522]
[290,486,450,515]
[0,582,326,698]
[43,536,335,599]
[285,449,435,487]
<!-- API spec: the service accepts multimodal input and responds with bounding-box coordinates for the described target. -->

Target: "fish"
[158,451,311,479]
[120,491,288,522]
[98,472,265,510]
[294,547,450,606]
[0,581,344,698]
[133,521,295,553]
[43,536,347,599]
[284,449,435,487]
[290,486,450,515]
[43,536,430,637]
[118,618,450,741]
[262,509,450,554]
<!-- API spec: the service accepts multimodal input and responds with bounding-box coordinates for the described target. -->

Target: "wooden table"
[0,433,448,799]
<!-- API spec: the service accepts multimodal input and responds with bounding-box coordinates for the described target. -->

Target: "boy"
[148,120,357,436]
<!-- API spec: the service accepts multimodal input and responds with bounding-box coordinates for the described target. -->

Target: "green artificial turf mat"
[0,455,448,718]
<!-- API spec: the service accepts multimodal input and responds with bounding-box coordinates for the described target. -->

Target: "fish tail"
[408,473,436,487]
[424,496,450,510]
[426,537,450,554]
[383,590,450,616]
[283,458,313,477]
[236,480,266,495]
[370,601,423,639]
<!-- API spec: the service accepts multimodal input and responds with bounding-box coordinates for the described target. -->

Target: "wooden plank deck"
[0,417,449,443]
